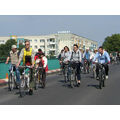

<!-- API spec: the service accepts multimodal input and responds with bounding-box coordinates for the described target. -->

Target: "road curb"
[0,69,61,86]
[0,79,8,86]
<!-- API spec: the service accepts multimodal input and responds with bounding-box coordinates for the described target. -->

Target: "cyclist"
[40,53,48,87]
[90,49,98,78]
[70,44,82,86]
[93,46,110,80]
[16,40,35,95]
[34,52,48,88]
[79,49,84,71]
[83,48,91,72]
[58,49,64,74]
[116,51,120,63]
[62,46,71,82]
[5,45,20,86]
[34,49,43,61]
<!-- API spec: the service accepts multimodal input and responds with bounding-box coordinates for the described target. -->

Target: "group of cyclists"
[110,51,120,64]
[58,44,111,88]
[5,40,48,96]
[5,39,117,96]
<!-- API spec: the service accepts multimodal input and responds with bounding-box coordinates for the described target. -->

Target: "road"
[0,64,120,105]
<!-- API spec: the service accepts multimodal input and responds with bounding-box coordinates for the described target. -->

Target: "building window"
[34,39,37,43]
[40,39,45,42]
[40,46,45,49]
[47,39,50,42]
[50,38,55,42]
[34,45,38,49]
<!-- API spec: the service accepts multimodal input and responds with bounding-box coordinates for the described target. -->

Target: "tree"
[18,43,25,51]
[103,34,120,52]
[0,39,17,57]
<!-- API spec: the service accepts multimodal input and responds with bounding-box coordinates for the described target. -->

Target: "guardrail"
[0,58,60,79]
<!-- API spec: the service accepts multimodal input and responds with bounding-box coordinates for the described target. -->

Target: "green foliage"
[18,43,25,51]
[103,34,120,52]
[0,39,25,58]
[0,39,17,57]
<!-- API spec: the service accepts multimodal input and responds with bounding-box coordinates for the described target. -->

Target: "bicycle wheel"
[93,66,96,78]
[64,67,68,83]
[99,72,102,89]
[19,77,26,97]
[34,75,39,90]
[41,71,46,88]
[73,70,77,87]
[84,65,86,74]
[8,74,15,91]
[102,70,106,87]
[70,70,74,88]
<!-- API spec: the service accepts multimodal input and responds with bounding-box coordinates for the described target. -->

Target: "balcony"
[48,42,56,45]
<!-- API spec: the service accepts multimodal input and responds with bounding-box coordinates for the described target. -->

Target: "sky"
[0,15,120,46]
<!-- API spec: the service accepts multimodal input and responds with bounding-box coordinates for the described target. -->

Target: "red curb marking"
[0,80,6,84]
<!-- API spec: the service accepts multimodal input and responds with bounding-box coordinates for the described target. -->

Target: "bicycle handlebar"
[18,66,32,69]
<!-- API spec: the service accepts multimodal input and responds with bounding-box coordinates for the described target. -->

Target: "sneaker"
[106,76,108,79]
[29,89,33,95]
[96,76,99,80]
[77,81,81,87]
[77,82,81,87]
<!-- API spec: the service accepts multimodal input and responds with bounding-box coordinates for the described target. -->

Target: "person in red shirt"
[34,52,48,88]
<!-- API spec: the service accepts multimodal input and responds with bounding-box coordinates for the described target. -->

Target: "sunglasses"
[25,44,30,46]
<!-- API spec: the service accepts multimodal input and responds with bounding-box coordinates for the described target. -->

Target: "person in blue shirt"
[93,46,110,80]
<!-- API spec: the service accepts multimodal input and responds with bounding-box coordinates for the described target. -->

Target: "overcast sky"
[0,15,120,46]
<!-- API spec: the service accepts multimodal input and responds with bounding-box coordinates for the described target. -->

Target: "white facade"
[0,32,98,56]
[0,37,9,44]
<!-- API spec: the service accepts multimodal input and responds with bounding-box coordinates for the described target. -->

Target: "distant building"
[0,31,98,56]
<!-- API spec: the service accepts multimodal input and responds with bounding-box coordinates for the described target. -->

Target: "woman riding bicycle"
[70,44,82,86]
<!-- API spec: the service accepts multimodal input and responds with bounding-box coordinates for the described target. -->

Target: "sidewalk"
[0,69,61,86]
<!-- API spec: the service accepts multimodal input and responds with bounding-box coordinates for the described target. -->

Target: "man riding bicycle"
[16,40,35,95]
[70,44,82,86]
[93,46,110,80]
[5,45,20,87]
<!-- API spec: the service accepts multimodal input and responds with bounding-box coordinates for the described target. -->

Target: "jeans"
[9,64,20,84]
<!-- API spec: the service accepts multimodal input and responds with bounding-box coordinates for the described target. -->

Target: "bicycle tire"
[99,70,102,89]
[8,74,15,91]
[70,71,74,88]
[19,78,26,97]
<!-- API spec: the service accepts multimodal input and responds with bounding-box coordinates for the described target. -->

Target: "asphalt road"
[0,63,120,105]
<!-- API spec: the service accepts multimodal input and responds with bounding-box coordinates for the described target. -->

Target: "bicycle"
[8,64,17,91]
[83,59,89,74]
[96,63,106,89]
[69,61,79,88]
[18,66,31,97]
[116,57,120,64]
[34,66,45,90]
[63,62,69,83]
[92,64,96,79]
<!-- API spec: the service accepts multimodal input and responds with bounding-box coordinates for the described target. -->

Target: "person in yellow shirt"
[16,40,35,95]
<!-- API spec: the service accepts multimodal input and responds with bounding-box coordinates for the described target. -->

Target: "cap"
[12,45,17,49]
